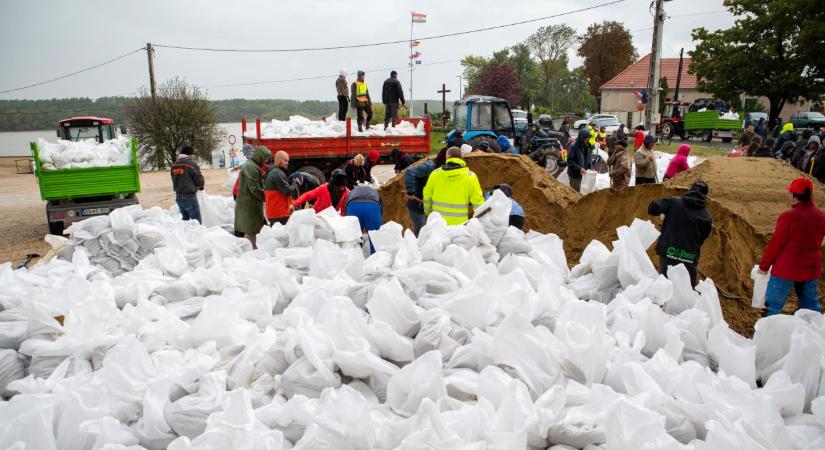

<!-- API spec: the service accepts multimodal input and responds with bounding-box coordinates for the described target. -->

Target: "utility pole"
[645,0,665,137]
[146,43,157,100]
[437,84,451,127]
[456,75,463,99]
[674,48,684,103]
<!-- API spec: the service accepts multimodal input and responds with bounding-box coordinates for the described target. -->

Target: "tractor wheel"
[703,131,713,142]
[298,165,326,184]
[467,135,501,152]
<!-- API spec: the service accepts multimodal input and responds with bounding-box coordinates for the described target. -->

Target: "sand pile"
[379,153,580,232]
[664,156,825,234]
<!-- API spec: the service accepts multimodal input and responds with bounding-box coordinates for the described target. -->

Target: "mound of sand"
[664,156,825,235]
[379,153,580,232]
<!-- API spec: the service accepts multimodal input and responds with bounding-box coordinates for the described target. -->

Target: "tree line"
[460,21,637,116]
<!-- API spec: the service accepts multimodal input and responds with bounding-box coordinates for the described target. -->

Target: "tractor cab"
[57,117,119,143]
[449,95,518,152]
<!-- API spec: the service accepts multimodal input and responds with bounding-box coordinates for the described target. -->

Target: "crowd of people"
[732,121,825,182]
[169,112,825,320]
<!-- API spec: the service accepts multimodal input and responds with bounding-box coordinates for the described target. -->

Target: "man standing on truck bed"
[351,71,372,132]
[382,70,405,130]
[171,145,205,223]
[336,69,349,122]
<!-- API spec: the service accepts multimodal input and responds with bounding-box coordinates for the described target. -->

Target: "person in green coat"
[234,146,270,248]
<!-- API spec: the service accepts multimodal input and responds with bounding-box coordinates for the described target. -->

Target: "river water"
[0,122,246,159]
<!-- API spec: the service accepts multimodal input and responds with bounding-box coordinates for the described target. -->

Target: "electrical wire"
[154,0,626,53]
[198,59,461,89]
[0,48,144,95]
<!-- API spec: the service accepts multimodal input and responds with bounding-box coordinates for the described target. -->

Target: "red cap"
[368,150,380,164]
[788,177,813,195]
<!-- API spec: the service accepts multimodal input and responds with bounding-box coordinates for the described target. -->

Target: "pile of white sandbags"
[1,191,824,449]
[583,151,699,194]
[247,115,425,139]
[37,136,133,170]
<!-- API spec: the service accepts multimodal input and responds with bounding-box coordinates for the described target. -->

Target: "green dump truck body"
[31,138,141,201]
[683,111,742,131]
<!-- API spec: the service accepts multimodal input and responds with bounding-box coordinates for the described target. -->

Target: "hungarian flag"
[411,12,426,23]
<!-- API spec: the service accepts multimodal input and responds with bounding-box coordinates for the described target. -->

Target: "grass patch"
[430,130,447,154]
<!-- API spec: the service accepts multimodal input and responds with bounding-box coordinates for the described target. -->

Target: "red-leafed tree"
[471,62,522,106]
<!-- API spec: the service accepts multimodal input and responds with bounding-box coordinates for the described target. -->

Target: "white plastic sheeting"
[246,114,425,139]
[37,137,133,170]
[1,191,824,449]
[587,150,700,194]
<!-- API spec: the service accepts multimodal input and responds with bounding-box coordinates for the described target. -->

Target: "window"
[493,104,513,134]
[807,112,825,119]
[68,126,102,142]
[454,103,467,131]
[470,103,492,130]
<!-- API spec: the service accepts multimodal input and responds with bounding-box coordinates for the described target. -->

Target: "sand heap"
[379,153,581,232]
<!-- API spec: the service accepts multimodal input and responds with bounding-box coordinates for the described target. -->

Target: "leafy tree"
[690,0,825,122]
[471,62,522,106]
[577,21,637,99]
[126,77,224,169]
[526,24,577,104]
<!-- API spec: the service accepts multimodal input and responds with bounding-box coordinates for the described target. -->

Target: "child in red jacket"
[759,178,825,316]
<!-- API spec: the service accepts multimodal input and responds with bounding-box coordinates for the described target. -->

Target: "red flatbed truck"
[241,117,431,182]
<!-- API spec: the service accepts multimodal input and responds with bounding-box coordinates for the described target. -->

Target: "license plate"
[80,207,111,216]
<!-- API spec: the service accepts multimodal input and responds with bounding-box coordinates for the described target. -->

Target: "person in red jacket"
[293,169,349,214]
[664,144,691,180]
[758,178,825,316]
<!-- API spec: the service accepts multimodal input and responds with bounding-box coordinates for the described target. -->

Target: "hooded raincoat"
[664,145,691,179]
[234,147,270,235]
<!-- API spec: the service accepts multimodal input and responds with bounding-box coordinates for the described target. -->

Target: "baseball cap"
[788,178,813,195]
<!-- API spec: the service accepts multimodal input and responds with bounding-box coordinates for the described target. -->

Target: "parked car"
[511,109,528,131]
[573,114,622,133]
[789,111,825,129]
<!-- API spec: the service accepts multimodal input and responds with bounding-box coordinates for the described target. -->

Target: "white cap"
[460,144,473,154]
[340,68,347,77]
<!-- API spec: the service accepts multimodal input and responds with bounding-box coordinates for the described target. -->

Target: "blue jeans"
[407,205,427,236]
[764,276,821,316]
[176,194,201,223]
[347,202,382,253]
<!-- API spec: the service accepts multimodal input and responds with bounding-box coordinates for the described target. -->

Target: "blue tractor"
[446,95,566,174]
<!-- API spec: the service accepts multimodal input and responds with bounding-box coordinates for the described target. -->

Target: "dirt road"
[0,159,397,266]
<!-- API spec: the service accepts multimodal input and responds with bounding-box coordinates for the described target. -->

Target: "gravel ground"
[0,159,397,267]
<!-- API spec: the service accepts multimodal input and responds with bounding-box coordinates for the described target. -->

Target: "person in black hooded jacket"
[648,181,713,286]
[566,129,594,192]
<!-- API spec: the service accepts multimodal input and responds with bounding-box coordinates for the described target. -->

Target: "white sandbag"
[366,277,420,337]
[580,170,598,195]
[0,350,25,396]
[386,350,447,417]
[293,385,376,449]
[750,266,769,308]
[707,322,756,387]
[491,311,561,398]
[164,371,227,439]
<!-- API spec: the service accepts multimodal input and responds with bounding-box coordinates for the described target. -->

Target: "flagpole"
[409,12,414,117]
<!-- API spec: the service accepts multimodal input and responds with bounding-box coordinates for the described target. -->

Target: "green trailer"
[683,111,741,143]
[31,136,141,235]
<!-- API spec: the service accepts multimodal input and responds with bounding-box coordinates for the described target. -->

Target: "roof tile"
[600,54,697,90]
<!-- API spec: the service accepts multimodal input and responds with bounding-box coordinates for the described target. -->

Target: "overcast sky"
[0,0,734,103]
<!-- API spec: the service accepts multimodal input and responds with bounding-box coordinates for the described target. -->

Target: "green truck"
[32,117,141,235]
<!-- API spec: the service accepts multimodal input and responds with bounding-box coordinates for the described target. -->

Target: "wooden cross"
[437,83,451,127]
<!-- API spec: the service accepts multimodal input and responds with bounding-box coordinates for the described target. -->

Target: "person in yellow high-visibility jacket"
[350,70,372,132]
[423,147,485,226]
[588,124,598,147]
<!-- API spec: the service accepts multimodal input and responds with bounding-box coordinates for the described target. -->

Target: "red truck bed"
[241,117,431,160]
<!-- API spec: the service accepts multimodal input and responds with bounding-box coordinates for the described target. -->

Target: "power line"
[0,48,144,95]
[155,0,626,53]
[198,59,461,89]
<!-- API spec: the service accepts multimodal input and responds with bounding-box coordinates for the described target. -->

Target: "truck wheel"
[721,137,733,143]
[48,220,64,236]
[661,121,673,137]
[703,131,713,142]
[298,165,326,184]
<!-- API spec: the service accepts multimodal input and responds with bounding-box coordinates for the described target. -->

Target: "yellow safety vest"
[355,81,369,103]
[588,126,597,146]
[422,158,485,226]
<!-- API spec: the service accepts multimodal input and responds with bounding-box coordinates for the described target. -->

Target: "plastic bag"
[750,266,769,308]
[386,350,447,417]
[707,322,756,387]
[0,350,25,396]
[366,278,420,337]
[580,170,598,195]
